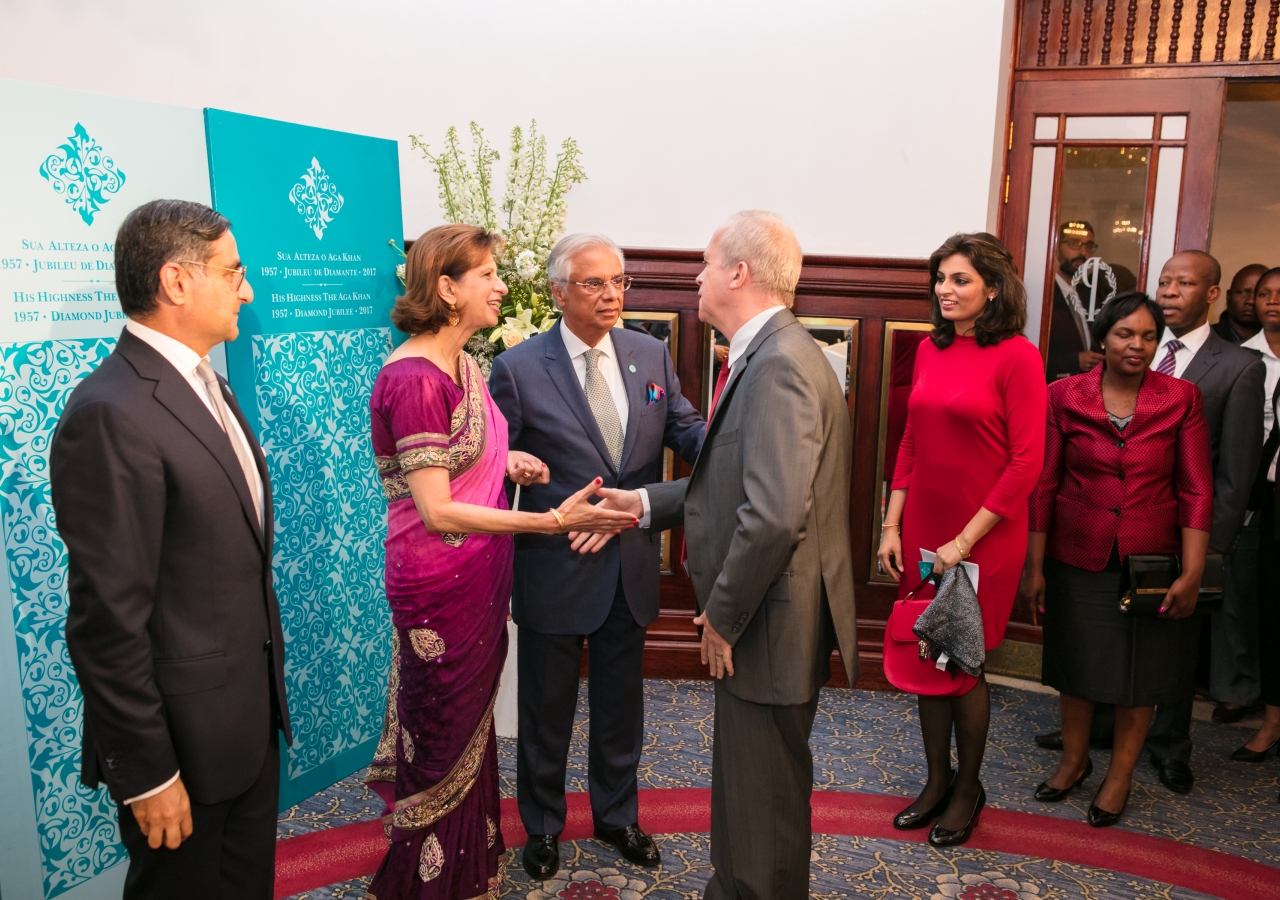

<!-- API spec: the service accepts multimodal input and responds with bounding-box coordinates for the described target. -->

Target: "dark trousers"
[705,679,819,900]
[517,581,646,835]
[1257,490,1280,706]
[117,730,280,900]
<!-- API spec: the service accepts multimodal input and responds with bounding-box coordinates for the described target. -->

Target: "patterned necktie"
[196,360,263,526]
[583,348,624,468]
[1155,340,1184,376]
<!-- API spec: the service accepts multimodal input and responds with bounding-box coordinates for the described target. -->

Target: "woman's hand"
[877,528,904,582]
[507,451,548,487]
[554,478,639,535]
[932,538,965,575]
[1160,572,1202,619]
[1017,564,1045,620]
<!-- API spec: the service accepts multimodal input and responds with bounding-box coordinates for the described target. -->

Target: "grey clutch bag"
[912,565,985,678]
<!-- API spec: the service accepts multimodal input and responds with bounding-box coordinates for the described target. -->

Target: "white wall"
[0,0,1011,258]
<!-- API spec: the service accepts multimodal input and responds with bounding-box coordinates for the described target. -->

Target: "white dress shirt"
[726,305,786,373]
[1242,329,1280,481]
[1149,320,1211,379]
[121,321,264,804]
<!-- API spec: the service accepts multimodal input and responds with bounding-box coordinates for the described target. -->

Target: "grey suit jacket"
[647,309,858,705]
[1183,329,1265,552]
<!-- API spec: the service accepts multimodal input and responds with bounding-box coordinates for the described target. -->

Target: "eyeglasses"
[1062,239,1099,254]
[175,260,248,290]
[567,275,632,295]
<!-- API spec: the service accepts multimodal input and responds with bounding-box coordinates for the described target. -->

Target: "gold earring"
[446,303,459,327]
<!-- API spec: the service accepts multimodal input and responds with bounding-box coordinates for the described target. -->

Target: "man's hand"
[131,777,193,850]
[568,488,644,554]
[1078,350,1105,372]
[693,611,735,679]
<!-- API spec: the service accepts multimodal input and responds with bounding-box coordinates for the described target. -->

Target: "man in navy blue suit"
[490,234,704,880]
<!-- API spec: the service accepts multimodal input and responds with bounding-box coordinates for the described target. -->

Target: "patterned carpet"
[277,680,1280,899]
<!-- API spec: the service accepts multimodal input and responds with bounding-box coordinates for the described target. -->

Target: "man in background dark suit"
[1212,262,1267,345]
[52,200,289,899]
[1046,221,1104,381]
[489,234,704,880]
[1143,250,1265,791]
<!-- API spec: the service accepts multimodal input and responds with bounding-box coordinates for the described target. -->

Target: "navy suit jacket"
[489,323,704,634]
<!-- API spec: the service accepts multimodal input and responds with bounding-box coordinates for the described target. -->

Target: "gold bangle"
[550,508,567,533]
[881,523,900,530]
[955,537,970,560]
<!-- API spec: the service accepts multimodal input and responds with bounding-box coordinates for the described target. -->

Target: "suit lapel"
[118,331,267,552]
[614,332,646,474]
[1180,332,1220,385]
[544,324,617,472]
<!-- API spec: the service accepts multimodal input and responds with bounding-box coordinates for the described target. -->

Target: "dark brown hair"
[928,232,1027,349]
[114,199,230,317]
[391,224,505,335]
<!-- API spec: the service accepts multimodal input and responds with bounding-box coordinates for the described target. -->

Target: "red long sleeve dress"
[892,334,1048,649]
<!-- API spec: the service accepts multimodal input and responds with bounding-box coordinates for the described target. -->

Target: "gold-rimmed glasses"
[567,275,632,295]
[1061,239,1099,254]
[175,260,248,290]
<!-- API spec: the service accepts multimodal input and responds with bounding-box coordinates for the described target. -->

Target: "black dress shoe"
[1230,739,1278,762]
[928,783,985,848]
[1034,757,1093,802]
[594,824,660,867]
[1034,730,1063,750]
[1212,703,1262,724]
[1087,788,1130,827]
[893,769,957,830]
[522,834,560,880]
[1151,756,1194,794]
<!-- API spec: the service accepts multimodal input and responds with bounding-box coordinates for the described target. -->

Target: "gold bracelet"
[881,523,900,530]
[550,508,567,533]
[955,537,970,560]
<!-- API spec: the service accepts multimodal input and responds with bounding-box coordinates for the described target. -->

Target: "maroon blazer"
[1029,367,1214,571]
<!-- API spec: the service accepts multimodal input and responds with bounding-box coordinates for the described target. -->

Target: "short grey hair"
[546,233,625,285]
[715,210,803,307]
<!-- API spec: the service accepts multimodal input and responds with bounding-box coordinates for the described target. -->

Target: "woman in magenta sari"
[366,225,638,899]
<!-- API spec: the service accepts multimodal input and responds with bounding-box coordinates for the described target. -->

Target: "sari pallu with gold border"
[366,354,513,900]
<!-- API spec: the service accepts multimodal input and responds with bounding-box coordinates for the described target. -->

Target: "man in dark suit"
[488,234,704,880]
[575,211,859,899]
[1143,250,1265,791]
[52,200,290,899]
[1212,262,1267,345]
[1046,221,1104,381]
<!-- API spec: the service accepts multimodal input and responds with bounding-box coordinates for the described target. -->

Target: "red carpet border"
[273,787,1280,899]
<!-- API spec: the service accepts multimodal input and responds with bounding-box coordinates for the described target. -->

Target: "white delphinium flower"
[515,250,541,282]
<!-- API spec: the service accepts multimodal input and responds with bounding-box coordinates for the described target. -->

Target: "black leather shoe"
[928,783,985,848]
[894,769,957,830]
[1087,788,1130,827]
[1034,730,1063,750]
[1151,756,1194,794]
[1230,739,1278,762]
[522,834,560,880]
[1034,757,1093,802]
[1212,703,1261,724]
[594,824,660,867]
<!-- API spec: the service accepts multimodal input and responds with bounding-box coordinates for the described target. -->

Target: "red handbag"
[883,580,981,696]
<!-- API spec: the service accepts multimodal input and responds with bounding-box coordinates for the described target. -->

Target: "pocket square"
[646,382,666,404]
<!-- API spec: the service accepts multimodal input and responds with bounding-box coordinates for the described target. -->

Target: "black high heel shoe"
[928,783,985,847]
[1034,757,1093,802]
[893,769,957,830]
[1230,739,1278,762]
[1087,787,1130,828]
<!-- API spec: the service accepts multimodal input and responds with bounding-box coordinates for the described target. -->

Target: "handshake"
[506,450,642,548]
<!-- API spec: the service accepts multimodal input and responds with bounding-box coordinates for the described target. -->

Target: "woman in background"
[1020,292,1212,826]
[365,225,637,899]
[877,232,1046,847]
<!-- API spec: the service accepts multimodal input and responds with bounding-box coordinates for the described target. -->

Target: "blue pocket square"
[646,382,666,404]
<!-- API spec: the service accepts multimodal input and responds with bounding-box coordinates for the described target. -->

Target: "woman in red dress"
[877,233,1047,847]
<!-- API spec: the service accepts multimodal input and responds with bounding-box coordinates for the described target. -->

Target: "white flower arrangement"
[409,120,586,370]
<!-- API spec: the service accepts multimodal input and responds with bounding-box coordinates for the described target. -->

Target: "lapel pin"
[629,365,636,373]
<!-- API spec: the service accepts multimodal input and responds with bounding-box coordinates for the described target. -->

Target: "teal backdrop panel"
[203,109,400,810]
[0,79,212,899]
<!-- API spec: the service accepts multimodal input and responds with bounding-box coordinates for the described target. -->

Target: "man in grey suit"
[575,211,858,899]
[489,234,704,880]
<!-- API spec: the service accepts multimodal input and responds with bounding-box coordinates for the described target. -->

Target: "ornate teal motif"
[38,124,126,226]
[0,339,127,898]
[252,327,393,779]
[288,158,344,240]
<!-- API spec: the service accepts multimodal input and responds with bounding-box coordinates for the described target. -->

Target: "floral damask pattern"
[418,832,444,882]
[252,328,394,781]
[38,124,126,225]
[288,157,345,240]
[0,339,127,897]
[409,628,445,662]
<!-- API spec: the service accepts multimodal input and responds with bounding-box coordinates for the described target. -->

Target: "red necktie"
[709,363,731,419]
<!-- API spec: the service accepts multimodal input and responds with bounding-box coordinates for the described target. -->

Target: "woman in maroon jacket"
[1019,291,1213,827]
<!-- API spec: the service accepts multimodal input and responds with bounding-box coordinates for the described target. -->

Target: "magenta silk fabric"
[365,355,513,900]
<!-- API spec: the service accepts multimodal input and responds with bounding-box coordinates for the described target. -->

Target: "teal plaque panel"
[203,110,400,808]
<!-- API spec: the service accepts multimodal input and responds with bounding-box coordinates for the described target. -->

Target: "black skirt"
[1041,556,1200,706]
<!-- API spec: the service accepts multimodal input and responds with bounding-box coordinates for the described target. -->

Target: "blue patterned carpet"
[279,679,1280,899]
